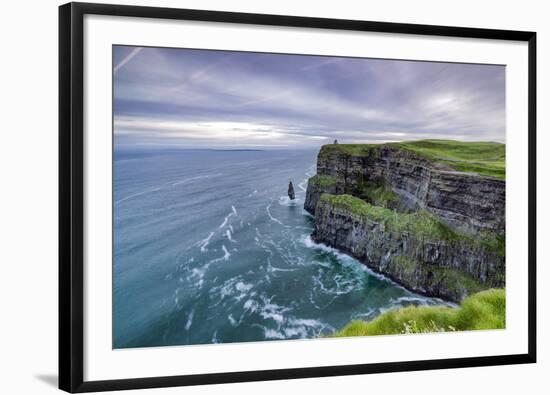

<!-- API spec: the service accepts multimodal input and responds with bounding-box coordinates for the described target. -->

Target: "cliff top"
[319,139,505,179]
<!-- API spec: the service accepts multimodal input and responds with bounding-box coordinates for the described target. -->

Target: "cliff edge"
[305,140,505,302]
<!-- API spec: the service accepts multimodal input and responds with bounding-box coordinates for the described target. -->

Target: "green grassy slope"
[331,289,505,337]
[320,139,505,179]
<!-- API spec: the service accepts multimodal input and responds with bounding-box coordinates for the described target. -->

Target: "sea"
[113,148,442,348]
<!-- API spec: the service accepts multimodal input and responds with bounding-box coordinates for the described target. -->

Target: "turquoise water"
[113,149,440,348]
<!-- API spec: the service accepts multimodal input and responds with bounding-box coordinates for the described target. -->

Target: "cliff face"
[308,145,505,235]
[313,197,504,302]
[305,142,505,302]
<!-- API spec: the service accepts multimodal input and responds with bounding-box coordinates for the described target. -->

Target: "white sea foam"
[210,245,231,263]
[115,187,161,205]
[199,232,215,252]
[185,308,195,330]
[278,196,301,206]
[243,299,259,312]
[270,266,297,273]
[258,296,290,324]
[264,329,286,339]
[391,296,431,305]
[235,282,253,293]
[262,315,331,339]
[232,205,238,215]
[222,245,230,260]
[266,202,284,225]
[351,309,377,320]
[312,273,357,296]
[225,229,236,243]
[172,173,222,187]
[116,173,222,205]
[302,209,314,218]
[303,235,389,280]
[218,213,233,229]
[190,263,210,288]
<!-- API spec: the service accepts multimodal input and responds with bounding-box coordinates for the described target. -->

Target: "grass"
[319,139,505,179]
[429,266,487,296]
[308,174,337,188]
[319,193,504,255]
[331,289,505,337]
[357,179,399,208]
[320,193,459,242]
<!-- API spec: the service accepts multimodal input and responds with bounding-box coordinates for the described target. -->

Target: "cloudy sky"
[113,45,505,149]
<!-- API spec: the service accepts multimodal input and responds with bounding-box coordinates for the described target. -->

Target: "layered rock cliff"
[305,141,505,302]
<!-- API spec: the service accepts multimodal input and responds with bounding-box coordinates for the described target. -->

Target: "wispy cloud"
[114,47,143,74]
[113,46,505,148]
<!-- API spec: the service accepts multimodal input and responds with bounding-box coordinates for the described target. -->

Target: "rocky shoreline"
[305,141,505,303]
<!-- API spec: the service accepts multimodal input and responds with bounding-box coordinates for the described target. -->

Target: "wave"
[261,315,332,340]
[303,235,390,281]
[218,212,234,229]
[266,202,284,225]
[199,232,215,253]
[278,196,301,206]
[172,173,222,187]
[264,328,286,340]
[114,187,161,205]
[312,272,359,296]
[219,245,231,261]
[116,172,222,205]
[390,295,431,306]
[302,209,314,218]
[185,308,195,331]
[228,314,240,327]
[225,229,236,243]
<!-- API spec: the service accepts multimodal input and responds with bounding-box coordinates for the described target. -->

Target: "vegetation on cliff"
[331,289,505,337]
[320,193,460,241]
[319,193,504,256]
[357,180,399,208]
[308,174,337,188]
[309,139,505,305]
[319,139,505,179]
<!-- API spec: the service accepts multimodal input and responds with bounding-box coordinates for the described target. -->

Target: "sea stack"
[288,181,295,200]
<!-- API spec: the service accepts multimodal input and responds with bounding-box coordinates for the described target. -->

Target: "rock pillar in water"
[288,181,295,200]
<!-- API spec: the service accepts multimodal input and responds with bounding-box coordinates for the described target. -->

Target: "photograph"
[112,45,506,349]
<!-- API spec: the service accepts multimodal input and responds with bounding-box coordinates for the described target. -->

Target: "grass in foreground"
[331,289,505,337]
[320,139,505,179]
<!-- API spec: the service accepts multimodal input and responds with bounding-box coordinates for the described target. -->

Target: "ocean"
[113,148,441,348]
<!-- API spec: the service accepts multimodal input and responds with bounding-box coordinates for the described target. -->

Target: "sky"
[113,45,505,149]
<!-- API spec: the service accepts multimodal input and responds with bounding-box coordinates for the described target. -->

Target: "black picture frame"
[59,2,537,393]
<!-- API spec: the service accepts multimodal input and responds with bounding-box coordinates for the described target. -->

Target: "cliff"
[305,140,505,302]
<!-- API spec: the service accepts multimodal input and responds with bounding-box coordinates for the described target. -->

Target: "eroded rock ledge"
[305,142,505,302]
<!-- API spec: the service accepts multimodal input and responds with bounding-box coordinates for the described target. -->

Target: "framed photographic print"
[59,2,537,393]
